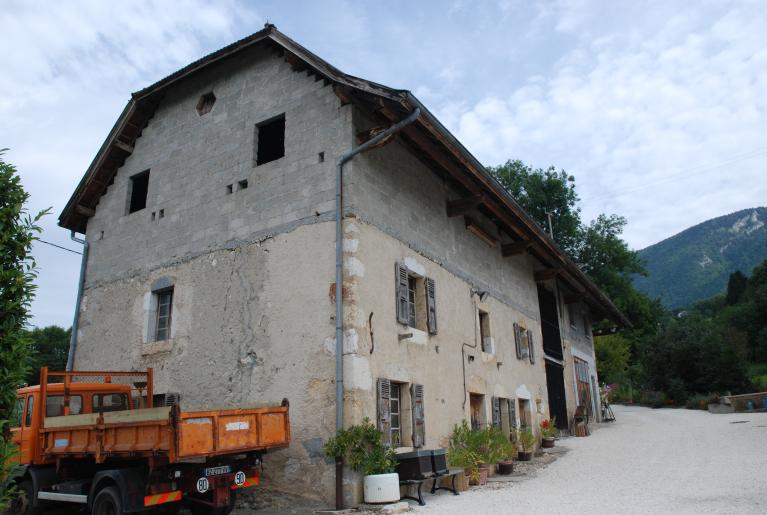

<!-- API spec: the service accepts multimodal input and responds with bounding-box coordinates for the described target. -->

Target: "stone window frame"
[145,276,175,343]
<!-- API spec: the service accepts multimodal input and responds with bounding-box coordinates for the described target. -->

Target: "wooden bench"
[430,468,461,496]
[400,469,461,506]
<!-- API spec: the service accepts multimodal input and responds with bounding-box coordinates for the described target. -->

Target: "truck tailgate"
[176,406,290,459]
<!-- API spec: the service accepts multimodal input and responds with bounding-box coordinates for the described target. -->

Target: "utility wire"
[589,146,767,203]
[37,239,82,255]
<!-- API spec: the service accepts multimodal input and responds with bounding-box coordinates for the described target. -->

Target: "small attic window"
[196,92,216,116]
[128,170,150,214]
[255,114,285,166]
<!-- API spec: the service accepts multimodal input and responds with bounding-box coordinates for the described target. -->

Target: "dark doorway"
[537,285,563,360]
[545,361,568,429]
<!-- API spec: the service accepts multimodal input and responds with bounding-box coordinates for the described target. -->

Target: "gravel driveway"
[416,405,767,515]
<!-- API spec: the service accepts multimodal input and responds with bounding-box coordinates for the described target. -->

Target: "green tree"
[594,334,631,384]
[489,159,582,256]
[726,270,748,305]
[0,151,48,508]
[25,326,71,385]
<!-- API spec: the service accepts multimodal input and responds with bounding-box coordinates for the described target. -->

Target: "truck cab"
[12,382,135,466]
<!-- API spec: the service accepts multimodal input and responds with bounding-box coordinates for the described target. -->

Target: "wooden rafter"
[501,240,532,257]
[534,268,562,282]
[446,194,483,217]
[465,217,497,247]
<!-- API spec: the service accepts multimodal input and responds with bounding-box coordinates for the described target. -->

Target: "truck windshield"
[14,398,23,427]
[46,395,83,417]
[93,393,129,413]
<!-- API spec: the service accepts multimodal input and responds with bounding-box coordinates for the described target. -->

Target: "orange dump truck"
[7,368,290,515]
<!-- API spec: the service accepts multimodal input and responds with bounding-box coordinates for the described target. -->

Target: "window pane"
[25,396,34,426]
[14,398,23,427]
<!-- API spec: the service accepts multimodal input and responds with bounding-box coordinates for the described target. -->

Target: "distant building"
[59,25,627,504]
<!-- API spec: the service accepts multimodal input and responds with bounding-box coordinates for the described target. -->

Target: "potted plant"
[496,437,515,475]
[515,428,536,461]
[540,417,557,448]
[448,421,487,486]
[324,418,398,503]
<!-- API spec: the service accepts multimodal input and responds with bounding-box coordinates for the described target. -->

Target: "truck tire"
[190,490,237,515]
[2,481,42,515]
[92,486,122,515]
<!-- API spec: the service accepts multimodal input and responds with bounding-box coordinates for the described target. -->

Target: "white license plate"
[204,465,232,477]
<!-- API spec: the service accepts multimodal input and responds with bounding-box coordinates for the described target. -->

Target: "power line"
[589,146,767,203]
[37,239,82,255]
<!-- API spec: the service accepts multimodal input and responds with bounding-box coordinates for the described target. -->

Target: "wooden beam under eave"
[534,268,562,282]
[446,194,483,217]
[501,240,532,257]
[465,217,497,247]
[75,205,96,217]
[113,140,134,154]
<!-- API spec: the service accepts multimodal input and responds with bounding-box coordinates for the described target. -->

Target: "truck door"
[10,397,24,464]
[20,394,35,464]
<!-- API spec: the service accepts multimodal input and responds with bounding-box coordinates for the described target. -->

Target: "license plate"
[204,465,232,477]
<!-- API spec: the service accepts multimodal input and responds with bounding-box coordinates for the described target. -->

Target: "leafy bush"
[515,428,536,452]
[324,418,396,476]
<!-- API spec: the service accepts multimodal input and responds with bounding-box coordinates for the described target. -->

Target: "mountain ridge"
[633,207,767,308]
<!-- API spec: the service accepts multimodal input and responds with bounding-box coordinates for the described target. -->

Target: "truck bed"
[42,405,290,463]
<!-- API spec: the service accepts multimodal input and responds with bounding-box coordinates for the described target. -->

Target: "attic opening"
[196,92,216,115]
[128,170,150,214]
[255,114,285,165]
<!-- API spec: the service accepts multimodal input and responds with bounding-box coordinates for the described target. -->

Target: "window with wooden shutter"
[508,398,517,430]
[396,263,410,325]
[411,383,425,448]
[528,330,535,364]
[377,378,392,447]
[425,277,437,335]
[491,397,501,429]
[514,323,522,359]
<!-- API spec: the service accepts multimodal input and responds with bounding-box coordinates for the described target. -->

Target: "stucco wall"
[341,220,551,452]
[75,222,339,501]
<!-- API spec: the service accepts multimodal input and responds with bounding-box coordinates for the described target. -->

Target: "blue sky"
[2,0,766,328]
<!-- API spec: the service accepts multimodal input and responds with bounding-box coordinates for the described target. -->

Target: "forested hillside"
[634,207,767,308]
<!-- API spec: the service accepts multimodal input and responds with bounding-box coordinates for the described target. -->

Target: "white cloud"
[443,2,767,248]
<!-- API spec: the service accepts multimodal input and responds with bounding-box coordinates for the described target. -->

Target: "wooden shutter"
[508,398,517,430]
[527,329,535,364]
[411,383,425,448]
[425,277,437,335]
[377,378,392,446]
[514,323,522,359]
[395,263,409,325]
[491,396,501,428]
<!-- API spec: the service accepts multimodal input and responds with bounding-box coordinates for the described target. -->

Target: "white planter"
[363,472,400,503]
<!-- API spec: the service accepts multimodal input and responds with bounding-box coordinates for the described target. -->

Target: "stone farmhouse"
[58,25,628,504]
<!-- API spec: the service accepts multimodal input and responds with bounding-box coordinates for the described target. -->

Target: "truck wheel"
[92,486,122,515]
[190,490,237,515]
[2,481,42,515]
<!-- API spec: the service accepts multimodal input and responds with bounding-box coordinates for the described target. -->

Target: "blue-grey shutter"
[411,383,425,448]
[491,397,501,428]
[514,323,522,359]
[508,398,517,430]
[425,277,437,335]
[396,263,409,325]
[528,329,535,364]
[377,378,392,447]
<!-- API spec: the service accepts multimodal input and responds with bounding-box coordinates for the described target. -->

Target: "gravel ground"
[415,405,767,515]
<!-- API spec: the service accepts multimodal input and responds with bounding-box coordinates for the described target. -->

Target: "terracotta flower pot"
[478,466,489,485]
[542,437,555,448]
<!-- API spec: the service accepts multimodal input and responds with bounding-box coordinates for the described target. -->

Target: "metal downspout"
[334,107,420,508]
[65,231,89,371]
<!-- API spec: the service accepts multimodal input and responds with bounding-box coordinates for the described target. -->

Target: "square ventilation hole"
[237,179,248,190]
